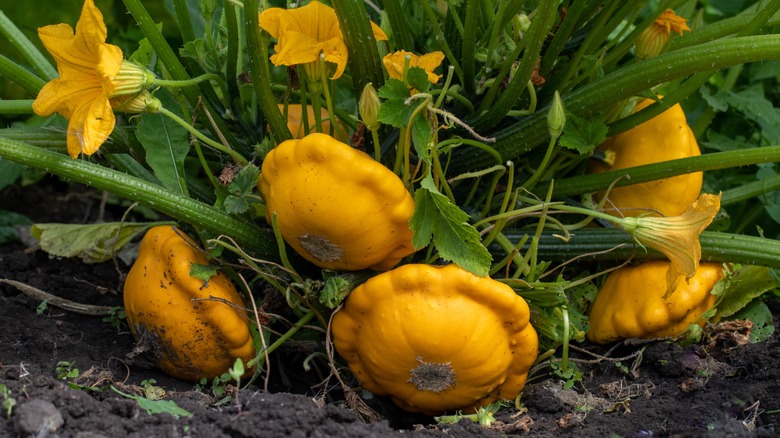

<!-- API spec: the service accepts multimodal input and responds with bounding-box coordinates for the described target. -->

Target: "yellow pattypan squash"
[587,260,723,344]
[590,99,702,217]
[332,264,539,415]
[123,225,256,381]
[258,133,416,271]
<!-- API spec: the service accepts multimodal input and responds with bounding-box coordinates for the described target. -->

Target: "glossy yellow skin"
[258,133,416,271]
[123,226,256,381]
[587,261,723,344]
[332,264,539,415]
[590,99,702,217]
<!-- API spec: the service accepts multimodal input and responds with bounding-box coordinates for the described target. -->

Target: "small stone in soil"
[13,399,64,436]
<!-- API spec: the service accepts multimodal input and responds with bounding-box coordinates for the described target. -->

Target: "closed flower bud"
[359,83,381,131]
[547,91,565,139]
[108,61,153,98]
[111,89,161,114]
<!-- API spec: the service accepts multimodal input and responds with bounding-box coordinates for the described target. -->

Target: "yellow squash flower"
[635,9,691,59]
[259,0,388,81]
[621,193,721,296]
[32,0,149,158]
[383,50,446,83]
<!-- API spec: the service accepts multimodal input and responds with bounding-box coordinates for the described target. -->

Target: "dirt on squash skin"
[1,178,779,437]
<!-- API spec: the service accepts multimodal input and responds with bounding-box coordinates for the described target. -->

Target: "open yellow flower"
[383,51,446,83]
[621,193,721,296]
[259,1,388,81]
[635,9,691,59]
[32,0,150,158]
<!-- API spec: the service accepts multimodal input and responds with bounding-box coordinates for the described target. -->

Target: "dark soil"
[1,178,779,438]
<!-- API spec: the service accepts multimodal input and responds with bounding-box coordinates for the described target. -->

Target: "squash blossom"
[620,193,721,296]
[383,50,446,84]
[32,0,152,158]
[259,0,388,81]
[635,9,691,59]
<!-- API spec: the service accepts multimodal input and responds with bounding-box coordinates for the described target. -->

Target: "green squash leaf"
[111,386,193,419]
[410,174,491,276]
[559,112,607,155]
[711,264,777,323]
[31,222,166,264]
[189,263,219,283]
[731,300,775,343]
[223,164,261,215]
[406,66,431,93]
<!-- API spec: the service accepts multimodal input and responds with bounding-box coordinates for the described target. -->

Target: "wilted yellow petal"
[370,22,388,42]
[621,193,721,296]
[635,9,690,59]
[655,9,691,36]
[259,0,381,80]
[66,89,115,158]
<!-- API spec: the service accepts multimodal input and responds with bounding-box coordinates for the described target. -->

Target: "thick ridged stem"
[0,136,278,261]
[546,146,780,197]
[245,0,292,142]
[451,35,780,173]
[497,229,780,268]
[332,0,385,95]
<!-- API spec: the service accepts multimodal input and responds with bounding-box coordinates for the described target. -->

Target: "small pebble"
[13,399,64,437]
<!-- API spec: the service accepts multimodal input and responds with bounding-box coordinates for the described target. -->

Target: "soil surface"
[1,178,779,438]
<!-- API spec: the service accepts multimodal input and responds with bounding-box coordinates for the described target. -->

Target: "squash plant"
[1,0,780,417]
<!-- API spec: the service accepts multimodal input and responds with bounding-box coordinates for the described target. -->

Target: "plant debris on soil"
[1,178,779,437]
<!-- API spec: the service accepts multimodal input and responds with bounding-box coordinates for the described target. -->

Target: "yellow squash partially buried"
[123,225,255,381]
[587,260,724,344]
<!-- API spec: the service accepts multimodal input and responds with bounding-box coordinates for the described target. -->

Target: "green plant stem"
[547,145,780,197]
[0,54,46,95]
[258,311,316,357]
[171,0,197,43]
[383,0,414,51]
[557,1,623,93]
[521,136,557,192]
[721,174,780,206]
[472,0,558,130]
[156,106,248,166]
[309,92,325,133]
[224,1,242,114]
[452,35,780,173]
[152,74,222,89]
[319,67,347,140]
[0,11,57,81]
[461,0,479,95]
[0,128,66,153]
[419,0,463,86]
[671,3,780,51]
[496,229,780,268]
[121,0,240,149]
[0,136,278,260]
[0,100,33,115]
[370,128,381,161]
[331,0,385,96]
[245,0,292,142]
[483,0,509,71]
